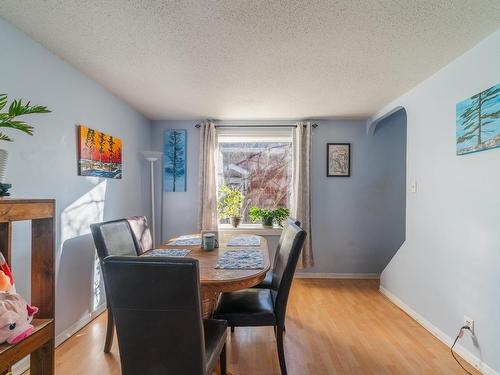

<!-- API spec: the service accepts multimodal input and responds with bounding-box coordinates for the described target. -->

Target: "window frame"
[215,126,294,229]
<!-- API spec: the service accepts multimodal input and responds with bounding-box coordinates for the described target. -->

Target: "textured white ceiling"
[1,1,500,120]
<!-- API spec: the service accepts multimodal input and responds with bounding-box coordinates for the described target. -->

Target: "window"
[216,127,293,225]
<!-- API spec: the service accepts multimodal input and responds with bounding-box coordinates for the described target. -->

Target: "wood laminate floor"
[46,279,478,374]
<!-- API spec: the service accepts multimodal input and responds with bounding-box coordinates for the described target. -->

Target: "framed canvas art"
[164,129,187,192]
[78,125,122,179]
[327,143,350,177]
[456,83,500,155]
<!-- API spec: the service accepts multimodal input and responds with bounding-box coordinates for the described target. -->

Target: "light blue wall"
[0,18,152,337]
[151,121,201,243]
[378,29,500,373]
[307,117,406,273]
[152,119,406,274]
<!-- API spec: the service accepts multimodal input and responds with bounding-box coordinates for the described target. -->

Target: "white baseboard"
[295,272,380,279]
[55,304,107,347]
[12,358,29,375]
[379,286,498,375]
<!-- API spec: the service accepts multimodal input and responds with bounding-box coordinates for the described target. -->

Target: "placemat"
[144,249,191,257]
[227,235,261,247]
[215,249,264,269]
[178,234,201,239]
[168,235,202,246]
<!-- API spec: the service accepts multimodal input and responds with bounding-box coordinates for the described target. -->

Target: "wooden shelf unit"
[0,199,55,375]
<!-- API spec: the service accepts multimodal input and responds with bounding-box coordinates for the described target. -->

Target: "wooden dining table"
[157,233,271,318]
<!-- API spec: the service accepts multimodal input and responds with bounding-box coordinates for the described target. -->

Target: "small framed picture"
[327,143,350,177]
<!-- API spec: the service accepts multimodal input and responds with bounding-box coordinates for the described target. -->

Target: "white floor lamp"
[142,151,163,247]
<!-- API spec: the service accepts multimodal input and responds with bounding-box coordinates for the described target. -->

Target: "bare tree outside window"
[218,142,292,224]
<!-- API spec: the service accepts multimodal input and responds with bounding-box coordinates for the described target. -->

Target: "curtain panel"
[197,121,218,231]
[292,122,314,268]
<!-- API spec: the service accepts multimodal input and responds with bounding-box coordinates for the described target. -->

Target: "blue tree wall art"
[456,83,500,155]
[164,129,186,192]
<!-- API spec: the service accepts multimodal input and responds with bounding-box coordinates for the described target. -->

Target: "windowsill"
[218,223,283,236]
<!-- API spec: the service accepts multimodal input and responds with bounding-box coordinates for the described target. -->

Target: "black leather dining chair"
[102,256,227,375]
[90,219,139,353]
[252,217,300,289]
[214,222,306,375]
[126,216,153,255]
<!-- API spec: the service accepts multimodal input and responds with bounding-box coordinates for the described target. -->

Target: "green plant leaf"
[0,132,13,142]
[8,99,51,117]
[217,185,244,219]
[0,95,7,111]
[0,120,34,135]
[249,206,289,225]
[0,94,50,142]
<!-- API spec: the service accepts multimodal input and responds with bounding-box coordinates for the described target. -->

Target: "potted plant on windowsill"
[217,185,244,228]
[0,94,51,196]
[249,206,290,228]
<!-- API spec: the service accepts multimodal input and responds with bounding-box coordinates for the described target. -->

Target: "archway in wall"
[369,107,407,271]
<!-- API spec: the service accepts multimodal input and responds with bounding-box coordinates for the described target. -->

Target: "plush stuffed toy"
[0,253,38,345]
[0,253,15,293]
[0,293,38,344]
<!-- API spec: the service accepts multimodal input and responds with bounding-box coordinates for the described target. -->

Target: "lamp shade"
[141,151,163,161]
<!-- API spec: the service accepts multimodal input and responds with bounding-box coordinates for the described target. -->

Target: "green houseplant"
[217,185,244,228]
[249,206,290,228]
[0,94,51,194]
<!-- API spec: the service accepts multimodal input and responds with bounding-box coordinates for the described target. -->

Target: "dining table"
[155,232,271,318]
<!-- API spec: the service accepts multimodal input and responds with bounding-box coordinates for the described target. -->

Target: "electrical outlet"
[464,316,474,334]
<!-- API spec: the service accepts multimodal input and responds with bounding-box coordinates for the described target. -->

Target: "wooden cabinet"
[0,199,55,375]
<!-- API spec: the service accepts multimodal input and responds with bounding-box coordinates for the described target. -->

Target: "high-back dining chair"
[252,217,300,289]
[90,219,138,353]
[214,222,306,375]
[102,256,227,375]
[126,216,153,255]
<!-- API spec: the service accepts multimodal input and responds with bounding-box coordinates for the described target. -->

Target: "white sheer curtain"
[291,121,314,268]
[197,121,218,231]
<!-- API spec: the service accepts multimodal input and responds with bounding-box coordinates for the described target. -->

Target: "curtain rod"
[194,123,318,128]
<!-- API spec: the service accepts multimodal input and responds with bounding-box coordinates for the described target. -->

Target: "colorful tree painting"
[456,83,500,155]
[164,129,186,192]
[78,125,122,179]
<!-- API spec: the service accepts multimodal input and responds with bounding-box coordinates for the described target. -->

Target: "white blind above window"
[216,126,293,143]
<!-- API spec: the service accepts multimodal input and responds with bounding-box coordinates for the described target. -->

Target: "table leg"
[201,289,220,318]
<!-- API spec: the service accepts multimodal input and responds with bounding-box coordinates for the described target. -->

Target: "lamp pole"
[142,151,163,247]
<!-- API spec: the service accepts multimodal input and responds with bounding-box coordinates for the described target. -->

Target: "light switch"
[410,181,417,193]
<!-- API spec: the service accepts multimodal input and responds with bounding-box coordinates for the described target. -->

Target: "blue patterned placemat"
[168,234,202,246]
[144,249,191,257]
[179,234,201,239]
[215,249,264,269]
[227,235,261,247]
